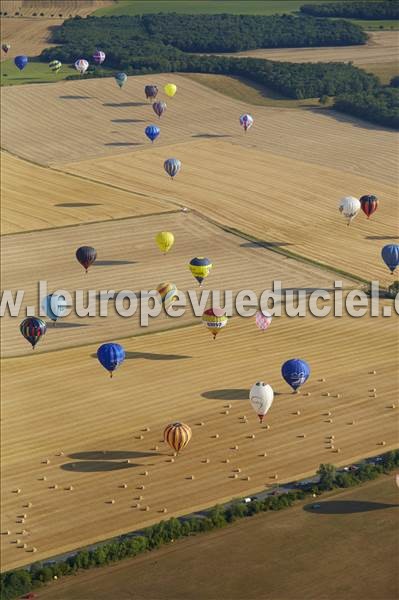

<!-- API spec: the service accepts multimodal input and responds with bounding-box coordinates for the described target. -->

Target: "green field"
[0,59,77,86]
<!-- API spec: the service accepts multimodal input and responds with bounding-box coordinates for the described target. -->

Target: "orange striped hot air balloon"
[163,422,192,454]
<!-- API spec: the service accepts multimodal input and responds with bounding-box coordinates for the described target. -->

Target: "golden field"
[0,16,62,61]
[1,0,114,19]
[1,310,397,571]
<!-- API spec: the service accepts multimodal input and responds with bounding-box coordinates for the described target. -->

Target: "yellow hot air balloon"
[164,83,177,98]
[164,422,192,454]
[156,282,178,309]
[202,308,228,340]
[156,231,174,254]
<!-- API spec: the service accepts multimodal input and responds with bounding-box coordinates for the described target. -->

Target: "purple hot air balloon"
[93,50,105,65]
[153,100,167,118]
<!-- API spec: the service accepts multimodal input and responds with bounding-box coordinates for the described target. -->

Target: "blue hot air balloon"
[41,294,68,323]
[145,125,160,143]
[164,158,181,179]
[15,55,28,71]
[97,343,125,378]
[381,244,399,274]
[281,359,310,392]
[115,72,127,89]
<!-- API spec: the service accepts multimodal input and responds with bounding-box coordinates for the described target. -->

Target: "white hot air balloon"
[74,58,89,75]
[249,382,274,423]
[339,196,361,226]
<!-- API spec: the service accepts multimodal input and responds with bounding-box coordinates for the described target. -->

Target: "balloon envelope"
[156,282,178,309]
[49,60,62,72]
[164,158,181,178]
[153,101,166,118]
[360,194,378,219]
[15,55,28,70]
[115,72,127,88]
[164,422,192,453]
[249,382,274,422]
[76,246,97,272]
[281,358,310,391]
[93,50,105,64]
[189,257,212,285]
[145,85,158,99]
[20,317,46,349]
[74,59,89,74]
[202,307,227,339]
[155,231,174,253]
[240,114,253,131]
[2,43,11,53]
[145,124,160,143]
[42,294,67,321]
[381,244,399,273]
[97,343,125,377]
[339,196,361,225]
[255,310,272,332]
[164,83,177,97]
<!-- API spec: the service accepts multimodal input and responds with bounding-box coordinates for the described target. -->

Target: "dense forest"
[334,87,399,129]
[300,1,399,19]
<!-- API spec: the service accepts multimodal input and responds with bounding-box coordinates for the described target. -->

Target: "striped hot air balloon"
[156,282,178,309]
[163,422,192,454]
[255,310,272,332]
[145,124,160,143]
[360,194,378,219]
[2,43,11,54]
[76,246,97,273]
[164,158,181,179]
[20,317,47,349]
[189,257,212,286]
[93,50,105,65]
[74,59,89,75]
[202,308,228,340]
[49,60,62,73]
[153,101,166,118]
[240,114,253,132]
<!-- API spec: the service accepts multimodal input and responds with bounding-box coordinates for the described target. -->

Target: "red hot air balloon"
[76,246,97,273]
[360,195,378,219]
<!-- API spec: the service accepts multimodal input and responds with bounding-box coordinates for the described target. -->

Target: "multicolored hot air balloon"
[164,158,181,179]
[153,101,166,118]
[115,72,127,88]
[76,246,97,273]
[240,114,253,132]
[156,282,178,309]
[74,59,89,75]
[145,85,158,100]
[97,343,125,378]
[2,43,11,54]
[255,310,272,332]
[202,308,227,340]
[281,359,310,393]
[189,257,212,286]
[339,196,361,226]
[41,294,67,323]
[381,244,399,274]
[14,55,28,71]
[145,124,160,143]
[163,422,192,454]
[360,194,378,219]
[164,83,177,97]
[249,382,274,423]
[49,60,62,73]
[20,317,47,349]
[155,231,174,254]
[93,50,105,65]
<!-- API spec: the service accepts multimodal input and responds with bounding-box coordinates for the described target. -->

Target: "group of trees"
[300,1,399,19]
[1,450,398,600]
[334,87,399,129]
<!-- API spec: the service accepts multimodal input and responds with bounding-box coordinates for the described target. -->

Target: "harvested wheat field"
[1,75,397,186]
[1,0,114,18]
[0,152,172,234]
[0,17,63,61]
[1,308,397,570]
[1,210,351,358]
[229,31,399,67]
[60,140,398,282]
[36,475,399,600]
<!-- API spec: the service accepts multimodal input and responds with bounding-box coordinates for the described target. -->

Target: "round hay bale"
[325,411,332,417]
[167,458,175,463]
[300,433,306,438]
[2,531,11,536]
[13,488,21,494]
[296,410,301,415]
[42,459,50,465]
[319,378,326,382]
[141,471,149,477]
[40,476,47,481]
[120,483,128,489]
[31,547,37,553]
[274,474,278,479]
[66,485,74,491]
[56,451,64,457]
[49,484,58,489]
[173,452,177,457]
[372,393,377,398]
[213,434,220,439]
[161,508,168,513]
[335,394,341,399]
[380,441,386,446]
[187,475,195,480]
[349,421,355,425]
[304,392,311,396]
[24,502,33,508]
[260,452,267,457]
[143,506,150,511]
[137,435,144,440]
[389,404,396,409]
[202,458,210,464]
[143,427,150,432]
[369,370,377,375]
[233,468,241,473]
[197,422,205,426]
[335,448,341,453]
[19,514,27,519]
[21,543,27,549]
[323,393,331,397]
[264,424,271,430]
[137,484,145,490]
[225,404,232,409]
[327,419,333,423]
[108,499,115,504]
[230,474,238,479]
[136,495,144,501]
[152,446,159,451]
[232,445,239,450]
[369,388,377,393]
[328,435,335,440]
[223,410,230,415]
[126,459,131,464]
[248,434,256,439]
[223,458,230,463]
[244,476,251,481]
[15,538,21,544]
[134,503,141,509]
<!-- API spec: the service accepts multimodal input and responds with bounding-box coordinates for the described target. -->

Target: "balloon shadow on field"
[103,102,147,108]
[303,500,399,515]
[365,235,399,240]
[111,118,146,123]
[125,351,192,361]
[192,133,232,139]
[201,388,249,401]
[240,241,293,249]
[61,461,139,473]
[93,260,137,266]
[68,451,159,461]
[50,322,89,329]
[104,142,143,147]
[55,202,102,208]
[59,95,92,100]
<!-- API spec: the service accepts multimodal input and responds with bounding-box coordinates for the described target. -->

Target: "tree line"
[300,1,399,19]
[1,450,398,600]
[334,87,399,129]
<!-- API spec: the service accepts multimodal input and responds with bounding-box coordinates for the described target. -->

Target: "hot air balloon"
[14,55,28,71]
[164,83,177,98]
[396,473,399,489]
[164,158,181,179]
[202,308,227,340]
[381,244,399,274]
[255,310,272,332]
[339,196,361,226]
[360,194,378,219]
[76,246,97,273]
[115,72,127,88]
[145,124,160,143]
[41,294,67,323]
[189,257,212,286]
[153,100,166,118]
[97,343,125,378]
[2,43,11,54]
[240,114,253,132]
[74,59,89,75]
[145,85,158,101]
[281,359,310,393]
[93,50,105,65]
[49,60,62,73]
[164,422,192,454]
[155,231,174,254]
[20,317,47,350]
[249,382,274,423]
[156,282,178,309]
